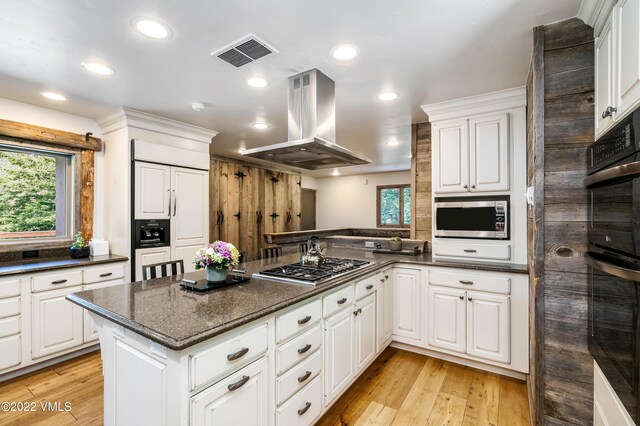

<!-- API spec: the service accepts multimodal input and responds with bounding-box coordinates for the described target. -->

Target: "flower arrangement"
[194,241,240,270]
[389,236,402,251]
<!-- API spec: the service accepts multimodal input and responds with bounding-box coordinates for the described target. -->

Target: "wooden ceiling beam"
[0,118,102,151]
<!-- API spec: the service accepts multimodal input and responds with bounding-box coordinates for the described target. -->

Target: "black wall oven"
[586,107,640,422]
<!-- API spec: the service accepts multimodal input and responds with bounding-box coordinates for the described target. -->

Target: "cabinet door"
[172,244,204,274]
[171,167,208,248]
[432,120,469,194]
[617,0,640,119]
[135,162,171,219]
[209,159,221,242]
[427,287,466,354]
[32,286,84,359]
[135,247,171,281]
[393,268,422,343]
[240,165,264,262]
[376,270,393,352]
[466,291,510,364]
[355,293,376,373]
[191,357,268,426]
[324,307,355,406]
[596,14,616,138]
[469,113,509,192]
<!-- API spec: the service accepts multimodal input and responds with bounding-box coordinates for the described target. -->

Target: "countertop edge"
[0,254,129,277]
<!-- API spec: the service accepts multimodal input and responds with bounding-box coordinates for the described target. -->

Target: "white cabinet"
[135,162,171,219]
[376,269,393,352]
[595,0,640,139]
[392,268,422,344]
[31,285,84,359]
[83,279,125,343]
[323,306,354,406]
[135,247,171,281]
[171,167,208,248]
[427,287,466,354]
[432,113,509,194]
[354,293,376,373]
[190,357,269,426]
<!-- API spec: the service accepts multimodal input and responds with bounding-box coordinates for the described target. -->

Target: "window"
[377,184,411,227]
[0,145,73,241]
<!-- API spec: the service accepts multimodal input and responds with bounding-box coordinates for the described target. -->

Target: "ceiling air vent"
[211,34,277,68]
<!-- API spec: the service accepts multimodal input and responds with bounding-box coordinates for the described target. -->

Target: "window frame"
[376,184,411,228]
[0,139,79,250]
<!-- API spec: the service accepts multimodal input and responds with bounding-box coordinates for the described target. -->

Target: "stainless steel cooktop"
[252,257,372,286]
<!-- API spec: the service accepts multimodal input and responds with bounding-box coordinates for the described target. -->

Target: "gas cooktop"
[253,257,372,286]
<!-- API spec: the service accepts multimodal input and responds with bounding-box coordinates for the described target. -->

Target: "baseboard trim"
[0,345,99,383]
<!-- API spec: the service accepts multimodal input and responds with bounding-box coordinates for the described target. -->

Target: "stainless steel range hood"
[242,69,370,170]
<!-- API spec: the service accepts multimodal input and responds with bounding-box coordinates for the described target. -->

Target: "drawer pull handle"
[459,295,464,300]
[298,402,312,416]
[384,275,389,279]
[226,347,249,361]
[297,370,312,383]
[468,297,473,301]
[459,280,474,285]
[380,278,385,283]
[297,344,312,354]
[227,375,250,392]
[297,315,312,325]
[51,279,68,285]
[366,284,374,290]
[337,297,347,305]
[99,272,113,278]
[463,249,477,253]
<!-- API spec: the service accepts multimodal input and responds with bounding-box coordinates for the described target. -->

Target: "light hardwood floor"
[317,347,530,426]
[0,347,530,425]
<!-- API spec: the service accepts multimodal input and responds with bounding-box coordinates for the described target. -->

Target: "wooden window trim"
[376,184,411,228]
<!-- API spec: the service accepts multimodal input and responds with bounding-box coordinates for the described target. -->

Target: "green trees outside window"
[377,184,411,227]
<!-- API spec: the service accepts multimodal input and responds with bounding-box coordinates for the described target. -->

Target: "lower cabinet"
[427,287,466,354]
[393,267,422,344]
[376,269,393,352]
[31,285,84,359]
[0,334,21,370]
[191,357,269,426]
[355,293,376,372]
[276,376,322,426]
[323,306,354,406]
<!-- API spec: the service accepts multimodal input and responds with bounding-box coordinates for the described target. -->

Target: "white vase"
[206,266,228,283]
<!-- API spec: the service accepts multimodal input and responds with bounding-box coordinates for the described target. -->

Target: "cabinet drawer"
[276,298,322,344]
[32,270,83,293]
[276,350,321,406]
[276,324,321,376]
[189,323,268,391]
[355,275,377,300]
[276,375,322,426]
[0,334,21,371]
[0,297,20,319]
[84,264,125,284]
[429,269,511,294]
[0,316,20,338]
[0,278,20,298]
[323,285,354,318]
[434,241,511,261]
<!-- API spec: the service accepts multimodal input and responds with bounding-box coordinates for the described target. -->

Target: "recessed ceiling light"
[386,140,399,146]
[133,17,171,39]
[80,61,115,76]
[191,102,205,111]
[247,77,269,88]
[331,169,340,176]
[378,92,398,101]
[41,91,67,101]
[331,44,359,61]
[252,122,270,130]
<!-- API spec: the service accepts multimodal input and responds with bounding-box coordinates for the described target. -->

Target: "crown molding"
[578,0,616,36]
[421,87,526,123]
[96,107,218,144]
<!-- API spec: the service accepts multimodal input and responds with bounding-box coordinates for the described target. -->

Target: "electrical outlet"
[365,241,375,248]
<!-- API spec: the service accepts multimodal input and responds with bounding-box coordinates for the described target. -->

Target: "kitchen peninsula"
[68,248,528,425]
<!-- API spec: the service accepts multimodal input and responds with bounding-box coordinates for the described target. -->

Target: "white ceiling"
[0,0,581,177]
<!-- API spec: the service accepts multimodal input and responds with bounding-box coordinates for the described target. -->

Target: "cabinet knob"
[471,185,476,189]
[464,185,468,189]
[459,295,464,300]
[366,284,374,290]
[380,278,385,283]
[602,106,617,119]
[468,297,473,301]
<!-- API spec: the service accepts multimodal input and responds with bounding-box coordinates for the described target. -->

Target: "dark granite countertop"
[66,249,527,351]
[0,254,128,277]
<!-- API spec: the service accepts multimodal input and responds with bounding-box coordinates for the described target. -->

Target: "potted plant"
[70,232,90,258]
[389,236,403,251]
[194,241,241,283]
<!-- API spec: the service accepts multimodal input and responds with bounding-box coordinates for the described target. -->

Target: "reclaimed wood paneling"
[0,118,102,151]
[411,122,432,243]
[80,150,94,241]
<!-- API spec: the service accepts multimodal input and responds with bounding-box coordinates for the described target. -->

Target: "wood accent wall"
[411,122,432,242]
[527,18,595,425]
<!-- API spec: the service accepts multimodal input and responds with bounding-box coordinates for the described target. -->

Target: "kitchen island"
[67,249,528,425]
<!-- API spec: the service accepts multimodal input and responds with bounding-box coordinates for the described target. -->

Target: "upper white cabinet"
[135,162,171,219]
[171,167,208,248]
[595,0,640,139]
[432,120,469,193]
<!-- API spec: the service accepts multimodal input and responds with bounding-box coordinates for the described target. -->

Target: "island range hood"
[241,69,370,170]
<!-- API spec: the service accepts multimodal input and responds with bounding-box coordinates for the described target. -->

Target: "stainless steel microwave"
[434,196,509,240]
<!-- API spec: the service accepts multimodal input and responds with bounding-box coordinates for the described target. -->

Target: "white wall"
[300,175,317,190]
[0,98,107,237]
[315,171,411,229]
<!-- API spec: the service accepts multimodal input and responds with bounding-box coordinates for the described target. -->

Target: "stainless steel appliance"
[134,219,170,249]
[433,196,509,239]
[253,257,372,286]
[585,106,640,422]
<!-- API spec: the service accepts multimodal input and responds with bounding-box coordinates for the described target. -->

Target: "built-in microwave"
[433,196,509,240]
